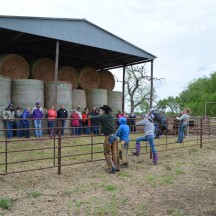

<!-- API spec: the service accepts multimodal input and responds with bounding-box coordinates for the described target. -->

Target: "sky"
[1,0,216,101]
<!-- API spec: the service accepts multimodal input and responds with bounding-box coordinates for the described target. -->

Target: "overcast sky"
[1,0,216,100]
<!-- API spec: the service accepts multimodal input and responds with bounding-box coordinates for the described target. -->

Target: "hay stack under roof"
[0,54,29,79]
[30,58,55,82]
[78,67,100,89]
[59,66,78,89]
[98,70,115,91]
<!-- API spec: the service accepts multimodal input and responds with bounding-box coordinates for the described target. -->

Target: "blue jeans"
[72,126,79,135]
[5,121,14,139]
[34,120,42,137]
[23,122,30,138]
[48,120,55,136]
[177,124,186,143]
[56,120,66,135]
[15,120,23,137]
[136,134,157,155]
[78,120,82,135]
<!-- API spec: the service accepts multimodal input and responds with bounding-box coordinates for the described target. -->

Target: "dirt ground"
[0,142,216,216]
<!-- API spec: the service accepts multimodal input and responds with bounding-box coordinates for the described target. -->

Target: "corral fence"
[0,116,216,175]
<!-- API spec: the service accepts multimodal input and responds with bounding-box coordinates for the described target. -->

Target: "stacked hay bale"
[30,58,55,82]
[0,54,29,80]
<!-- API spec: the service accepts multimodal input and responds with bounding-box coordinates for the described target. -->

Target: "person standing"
[116,117,130,168]
[90,105,119,174]
[76,105,82,135]
[1,103,15,139]
[22,107,32,139]
[129,110,136,133]
[132,114,158,165]
[82,108,90,135]
[57,104,68,136]
[32,102,43,138]
[15,106,23,138]
[47,105,57,137]
[176,108,191,143]
[71,109,80,135]
[90,107,100,135]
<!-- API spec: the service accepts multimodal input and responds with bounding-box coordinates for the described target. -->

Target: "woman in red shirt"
[82,108,90,134]
[47,105,57,137]
[71,110,80,135]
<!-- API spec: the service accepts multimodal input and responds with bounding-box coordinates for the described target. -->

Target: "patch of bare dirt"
[0,144,216,216]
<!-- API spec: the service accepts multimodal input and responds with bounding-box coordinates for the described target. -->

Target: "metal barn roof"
[0,16,156,70]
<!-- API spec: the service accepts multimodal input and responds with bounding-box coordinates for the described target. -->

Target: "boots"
[119,150,122,160]
[132,151,139,156]
[153,154,158,165]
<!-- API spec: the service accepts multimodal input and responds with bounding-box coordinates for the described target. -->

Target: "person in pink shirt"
[71,109,80,135]
[47,105,57,137]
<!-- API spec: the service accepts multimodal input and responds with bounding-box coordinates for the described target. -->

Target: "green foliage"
[27,191,42,198]
[0,198,14,210]
[158,71,216,116]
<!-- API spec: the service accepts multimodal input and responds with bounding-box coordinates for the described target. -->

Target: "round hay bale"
[12,79,44,109]
[0,54,29,79]
[72,89,86,109]
[0,75,11,108]
[44,81,72,110]
[98,70,115,91]
[30,58,55,82]
[59,66,78,89]
[107,91,122,114]
[78,67,100,89]
[86,89,107,111]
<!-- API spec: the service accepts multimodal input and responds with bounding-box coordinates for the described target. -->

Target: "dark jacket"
[22,109,31,124]
[57,108,68,119]
[90,114,115,136]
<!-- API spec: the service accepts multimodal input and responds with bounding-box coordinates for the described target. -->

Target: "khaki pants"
[119,140,129,164]
[104,136,119,171]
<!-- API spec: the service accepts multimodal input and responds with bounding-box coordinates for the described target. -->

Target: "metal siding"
[0,17,156,59]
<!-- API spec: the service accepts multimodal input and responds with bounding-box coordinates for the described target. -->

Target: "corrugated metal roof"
[0,16,156,69]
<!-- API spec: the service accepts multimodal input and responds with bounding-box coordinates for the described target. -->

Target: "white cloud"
[0,0,216,102]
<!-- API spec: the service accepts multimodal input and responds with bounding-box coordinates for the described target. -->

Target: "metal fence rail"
[0,116,215,175]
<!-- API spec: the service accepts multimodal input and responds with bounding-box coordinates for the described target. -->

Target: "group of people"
[1,102,68,139]
[90,105,160,174]
[90,105,191,174]
[1,102,103,139]
[117,110,137,132]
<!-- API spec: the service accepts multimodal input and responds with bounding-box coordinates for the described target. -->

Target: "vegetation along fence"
[0,116,215,175]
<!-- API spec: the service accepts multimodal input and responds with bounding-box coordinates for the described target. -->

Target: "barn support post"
[150,60,154,108]
[54,40,62,175]
[122,65,126,112]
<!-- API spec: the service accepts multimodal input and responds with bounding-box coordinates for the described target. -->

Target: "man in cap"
[2,103,15,139]
[32,101,43,138]
[132,113,158,165]
[89,105,119,173]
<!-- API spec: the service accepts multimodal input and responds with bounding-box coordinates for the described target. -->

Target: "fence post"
[200,117,203,148]
[91,130,93,162]
[57,120,62,175]
[5,136,8,174]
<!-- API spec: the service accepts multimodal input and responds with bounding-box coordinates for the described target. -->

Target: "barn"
[0,15,156,135]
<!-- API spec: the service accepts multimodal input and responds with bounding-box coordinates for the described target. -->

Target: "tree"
[124,65,159,112]
[157,96,181,114]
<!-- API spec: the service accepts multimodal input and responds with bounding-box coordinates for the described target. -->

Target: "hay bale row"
[0,54,115,91]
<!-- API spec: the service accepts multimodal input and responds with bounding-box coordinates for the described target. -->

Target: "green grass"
[103,184,116,192]
[134,203,148,216]
[167,208,184,216]
[146,174,175,186]
[0,197,14,210]
[173,165,185,175]
[27,191,42,198]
